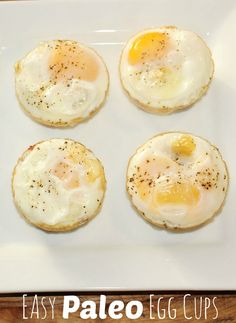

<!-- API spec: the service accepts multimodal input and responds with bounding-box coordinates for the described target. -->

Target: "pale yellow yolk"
[155,66,174,83]
[132,154,200,207]
[172,135,196,156]
[136,180,200,207]
[84,159,102,183]
[134,156,176,201]
[52,161,80,189]
[67,146,86,164]
[146,65,181,99]
[136,180,150,201]
[154,66,180,87]
[67,148,102,184]
[156,183,200,205]
[49,41,99,82]
[52,158,102,189]
[128,32,168,65]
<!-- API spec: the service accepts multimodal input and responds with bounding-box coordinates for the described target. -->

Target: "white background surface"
[0,0,235,291]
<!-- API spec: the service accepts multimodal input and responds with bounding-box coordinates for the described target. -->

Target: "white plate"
[0,0,236,292]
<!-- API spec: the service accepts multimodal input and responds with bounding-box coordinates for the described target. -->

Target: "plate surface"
[0,0,236,292]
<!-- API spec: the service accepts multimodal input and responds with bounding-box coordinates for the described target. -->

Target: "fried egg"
[15,40,109,127]
[120,27,214,114]
[127,132,228,230]
[12,139,106,231]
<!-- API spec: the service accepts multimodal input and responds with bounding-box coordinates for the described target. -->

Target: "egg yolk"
[68,150,101,184]
[49,41,99,82]
[67,146,86,164]
[155,66,173,82]
[136,180,150,201]
[134,156,176,201]
[52,154,101,192]
[128,32,168,65]
[172,135,196,156]
[141,156,176,176]
[52,161,80,189]
[156,183,200,205]
[84,159,102,183]
[132,154,200,207]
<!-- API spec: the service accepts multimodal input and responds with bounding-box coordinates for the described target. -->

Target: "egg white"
[12,139,106,231]
[120,27,214,114]
[127,132,228,230]
[15,40,109,127]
